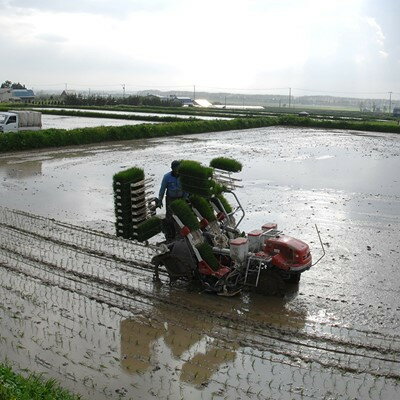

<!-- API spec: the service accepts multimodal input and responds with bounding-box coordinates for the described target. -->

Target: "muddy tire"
[255,269,286,296]
[285,274,301,284]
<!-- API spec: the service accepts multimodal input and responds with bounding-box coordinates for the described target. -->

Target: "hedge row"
[1,115,399,153]
[0,117,278,152]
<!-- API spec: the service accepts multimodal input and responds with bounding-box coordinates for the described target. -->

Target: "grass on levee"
[0,363,83,400]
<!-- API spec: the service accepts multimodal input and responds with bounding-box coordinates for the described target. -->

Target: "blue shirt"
[159,172,184,199]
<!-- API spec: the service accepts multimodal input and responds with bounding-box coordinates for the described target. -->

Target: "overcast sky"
[1,0,399,98]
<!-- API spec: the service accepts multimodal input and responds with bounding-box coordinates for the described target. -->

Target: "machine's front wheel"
[255,269,285,296]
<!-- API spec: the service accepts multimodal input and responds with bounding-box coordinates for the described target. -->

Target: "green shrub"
[169,199,200,231]
[210,157,243,172]
[1,115,399,154]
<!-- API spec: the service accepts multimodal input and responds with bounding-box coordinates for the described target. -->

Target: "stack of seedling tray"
[113,167,145,239]
[113,167,161,241]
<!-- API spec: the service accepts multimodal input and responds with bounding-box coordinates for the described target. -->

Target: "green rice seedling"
[196,242,219,270]
[178,160,213,179]
[135,216,163,242]
[213,194,233,214]
[210,181,227,195]
[169,199,200,231]
[113,167,144,184]
[181,181,215,197]
[189,195,217,222]
[178,160,216,196]
[210,157,243,172]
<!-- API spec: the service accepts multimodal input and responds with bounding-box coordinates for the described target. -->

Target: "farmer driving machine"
[113,158,324,296]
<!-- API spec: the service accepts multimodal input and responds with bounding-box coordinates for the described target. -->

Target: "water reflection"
[2,160,42,179]
[120,289,307,388]
[120,317,237,387]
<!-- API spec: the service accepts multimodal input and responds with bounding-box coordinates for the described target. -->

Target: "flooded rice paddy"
[36,107,232,123]
[41,114,156,130]
[0,126,399,399]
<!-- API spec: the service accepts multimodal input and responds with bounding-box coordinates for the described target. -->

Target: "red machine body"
[263,235,312,272]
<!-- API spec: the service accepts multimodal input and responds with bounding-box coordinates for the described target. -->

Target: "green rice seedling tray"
[134,216,163,242]
[196,242,219,270]
[113,167,145,184]
[210,157,242,172]
[212,194,233,214]
[179,160,213,179]
[170,199,200,231]
[189,195,216,222]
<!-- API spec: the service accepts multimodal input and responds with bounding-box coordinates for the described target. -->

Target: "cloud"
[0,0,398,94]
[1,0,172,17]
[365,17,385,46]
[36,33,67,43]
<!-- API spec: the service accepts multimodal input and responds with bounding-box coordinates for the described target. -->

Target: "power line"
[292,87,389,95]
[27,82,400,99]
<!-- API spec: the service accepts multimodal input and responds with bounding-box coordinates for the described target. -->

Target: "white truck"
[0,111,42,133]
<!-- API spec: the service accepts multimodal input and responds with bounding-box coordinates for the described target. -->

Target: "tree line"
[63,93,183,107]
[1,80,26,89]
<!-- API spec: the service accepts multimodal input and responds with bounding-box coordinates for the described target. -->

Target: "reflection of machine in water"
[120,310,238,387]
[120,319,164,374]
[120,291,307,386]
[4,160,42,179]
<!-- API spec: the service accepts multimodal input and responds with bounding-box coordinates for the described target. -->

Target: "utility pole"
[65,83,67,92]
[193,85,196,101]
[122,84,126,99]
[288,87,292,109]
[388,91,393,114]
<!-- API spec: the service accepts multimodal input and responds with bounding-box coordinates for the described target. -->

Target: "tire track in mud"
[0,207,400,383]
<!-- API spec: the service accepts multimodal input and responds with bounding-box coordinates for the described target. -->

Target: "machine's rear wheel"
[285,274,301,284]
[255,269,285,296]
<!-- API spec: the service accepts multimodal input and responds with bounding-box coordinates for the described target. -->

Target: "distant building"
[0,88,35,102]
[194,99,213,108]
[393,107,400,117]
[11,89,35,102]
[60,90,77,100]
[176,97,194,106]
[0,88,13,102]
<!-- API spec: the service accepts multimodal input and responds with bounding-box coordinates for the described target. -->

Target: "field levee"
[1,115,399,153]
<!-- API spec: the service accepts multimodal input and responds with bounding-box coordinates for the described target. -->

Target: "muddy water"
[36,107,232,121]
[0,126,400,399]
[42,114,156,130]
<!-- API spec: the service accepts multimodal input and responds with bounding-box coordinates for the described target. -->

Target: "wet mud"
[0,126,400,399]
